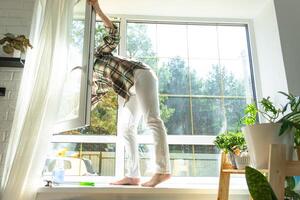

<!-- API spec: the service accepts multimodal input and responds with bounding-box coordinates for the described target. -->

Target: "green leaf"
[279,120,291,136]
[3,44,14,54]
[285,176,296,190]
[245,166,278,200]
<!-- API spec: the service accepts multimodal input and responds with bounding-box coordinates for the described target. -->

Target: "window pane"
[218,26,249,60]
[126,23,157,58]
[43,143,115,176]
[56,1,86,122]
[157,58,190,94]
[189,59,221,95]
[161,97,192,135]
[157,24,188,58]
[137,144,220,177]
[224,98,247,132]
[187,25,218,59]
[192,98,224,135]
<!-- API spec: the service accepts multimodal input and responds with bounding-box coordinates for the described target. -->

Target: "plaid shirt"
[92,23,149,106]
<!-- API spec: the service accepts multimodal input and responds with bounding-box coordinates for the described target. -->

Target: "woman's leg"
[111,95,141,185]
[134,69,171,187]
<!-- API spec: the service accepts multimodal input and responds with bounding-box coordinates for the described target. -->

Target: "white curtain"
[0,0,75,199]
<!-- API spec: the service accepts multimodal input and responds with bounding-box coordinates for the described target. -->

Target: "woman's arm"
[88,0,113,29]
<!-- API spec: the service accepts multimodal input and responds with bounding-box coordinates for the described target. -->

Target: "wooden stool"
[268,144,300,199]
[217,152,267,200]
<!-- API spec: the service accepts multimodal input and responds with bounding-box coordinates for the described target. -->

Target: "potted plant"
[295,130,300,160]
[245,166,300,200]
[278,92,300,160]
[0,33,32,58]
[214,131,249,169]
[241,92,299,169]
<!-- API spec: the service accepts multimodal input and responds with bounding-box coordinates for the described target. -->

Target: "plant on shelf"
[279,92,300,160]
[277,92,300,135]
[214,131,247,169]
[240,91,300,169]
[241,91,300,136]
[0,33,33,56]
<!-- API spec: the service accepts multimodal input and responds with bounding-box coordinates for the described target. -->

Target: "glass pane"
[189,59,221,95]
[224,98,247,132]
[187,25,218,59]
[157,58,189,94]
[56,1,86,121]
[161,97,192,135]
[192,98,225,135]
[156,24,188,58]
[89,89,118,135]
[137,144,220,177]
[218,26,249,60]
[43,143,115,176]
[126,23,157,58]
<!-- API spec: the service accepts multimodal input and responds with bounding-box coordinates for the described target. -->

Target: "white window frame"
[53,3,95,133]
[50,15,258,183]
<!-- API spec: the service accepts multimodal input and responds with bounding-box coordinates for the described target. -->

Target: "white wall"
[100,0,267,19]
[252,0,289,106]
[0,0,35,186]
[273,0,300,96]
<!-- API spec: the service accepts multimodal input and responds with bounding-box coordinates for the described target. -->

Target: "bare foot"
[110,177,140,185]
[141,173,171,187]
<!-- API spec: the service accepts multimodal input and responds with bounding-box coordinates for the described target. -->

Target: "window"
[44,14,256,181]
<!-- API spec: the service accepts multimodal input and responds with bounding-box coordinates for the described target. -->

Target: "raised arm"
[88,0,113,29]
[88,0,119,54]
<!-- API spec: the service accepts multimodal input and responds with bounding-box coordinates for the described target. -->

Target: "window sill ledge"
[37,184,250,200]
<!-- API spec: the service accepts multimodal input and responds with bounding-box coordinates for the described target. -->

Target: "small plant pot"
[234,155,250,170]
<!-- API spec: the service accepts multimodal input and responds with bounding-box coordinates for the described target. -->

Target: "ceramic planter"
[242,123,293,169]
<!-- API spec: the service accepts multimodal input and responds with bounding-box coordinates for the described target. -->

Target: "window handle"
[71,66,83,72]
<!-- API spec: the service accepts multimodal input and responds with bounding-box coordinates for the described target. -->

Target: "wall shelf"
[0,57,24,68]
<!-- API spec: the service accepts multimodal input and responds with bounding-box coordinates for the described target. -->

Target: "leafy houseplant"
[241,92,300,136]
[245,166,300,200]
[245,166,278,200]
[279,92,300,160]
[214,131,247,168]
[241,92,297,169]
[0,33,33,57]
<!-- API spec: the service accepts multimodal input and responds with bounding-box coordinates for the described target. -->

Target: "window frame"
[50,15,258,181]
[53,3,95,133]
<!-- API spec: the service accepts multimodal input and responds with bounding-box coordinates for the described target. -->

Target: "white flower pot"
[242,123,293,169]
[0,46,21,58]
[234,154,250,170]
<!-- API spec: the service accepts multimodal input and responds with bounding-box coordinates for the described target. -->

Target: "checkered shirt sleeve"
[95,23,120,55]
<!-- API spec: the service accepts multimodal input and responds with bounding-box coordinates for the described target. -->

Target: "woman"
[88,0,171,187]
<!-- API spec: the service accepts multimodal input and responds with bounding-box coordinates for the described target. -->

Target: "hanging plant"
[0,33,33,55]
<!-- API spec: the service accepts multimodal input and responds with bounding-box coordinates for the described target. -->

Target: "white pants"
[117,69,171,178]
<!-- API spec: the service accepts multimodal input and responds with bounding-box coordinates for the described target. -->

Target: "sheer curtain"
[0,0,76,199]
